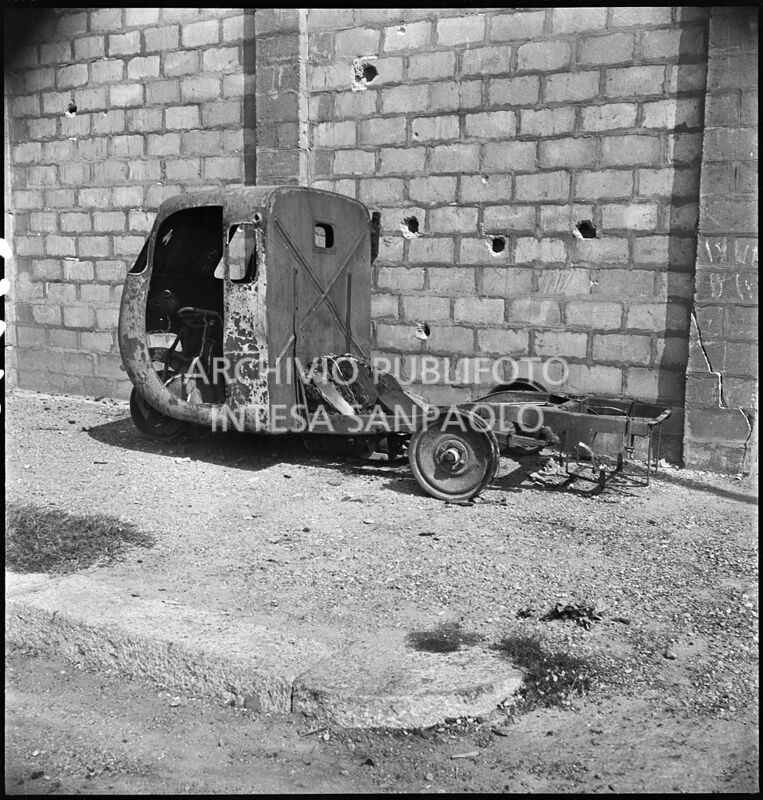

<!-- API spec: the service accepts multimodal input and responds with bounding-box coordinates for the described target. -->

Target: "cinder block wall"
[304,7,710,462]
[6,7,756,470]
[683,6,758,474]
[4,7,246,399]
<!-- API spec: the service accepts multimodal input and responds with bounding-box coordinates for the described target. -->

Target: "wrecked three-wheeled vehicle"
[118,186,670,501]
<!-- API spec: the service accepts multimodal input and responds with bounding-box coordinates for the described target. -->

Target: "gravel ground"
[4,388,759,792]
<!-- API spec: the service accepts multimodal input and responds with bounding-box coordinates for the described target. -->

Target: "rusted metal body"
[119,186,372,434]
[119,186,671,500]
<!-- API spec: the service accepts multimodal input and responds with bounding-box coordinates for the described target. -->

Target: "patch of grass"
[495,633,599,712]
[5,502,154,574]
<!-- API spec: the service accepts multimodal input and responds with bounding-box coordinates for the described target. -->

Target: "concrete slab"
[293,630,524,728]
[6,572,523,728]
[6,572,332,713]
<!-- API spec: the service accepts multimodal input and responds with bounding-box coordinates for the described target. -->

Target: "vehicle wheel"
[481,380,549,456]
[408,410,499,501]
[129,387,186,441]
[485,378,548,396]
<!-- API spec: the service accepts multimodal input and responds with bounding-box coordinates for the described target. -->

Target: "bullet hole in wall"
[416,321,431,340]
[575,220,597,239]
[65,101,77,116]
[402,216,421,238]
[353,58,378,90]
[491,236,506,254]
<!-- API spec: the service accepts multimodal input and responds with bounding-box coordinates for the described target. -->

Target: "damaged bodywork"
[119,186,672,501]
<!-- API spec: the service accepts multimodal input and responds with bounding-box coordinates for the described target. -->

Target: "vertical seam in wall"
[298,8,310,186]
[3,86,18,388]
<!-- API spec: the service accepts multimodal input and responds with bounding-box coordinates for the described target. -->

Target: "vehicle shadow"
[85,417,409,480]
[86,418,640,501]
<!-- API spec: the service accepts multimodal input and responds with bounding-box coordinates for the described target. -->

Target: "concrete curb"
[6,572,523,729]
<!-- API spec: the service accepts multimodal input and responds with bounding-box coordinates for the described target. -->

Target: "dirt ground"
[4,388,760,793]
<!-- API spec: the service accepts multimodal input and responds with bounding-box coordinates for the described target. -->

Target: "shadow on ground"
[85,416,658,502]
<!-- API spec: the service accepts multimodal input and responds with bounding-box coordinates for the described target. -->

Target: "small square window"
[314,222,334,249]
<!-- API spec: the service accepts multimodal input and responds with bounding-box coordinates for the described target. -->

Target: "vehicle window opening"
[227,223,259,283]
[315,222,334,249]
[145,206,225,394]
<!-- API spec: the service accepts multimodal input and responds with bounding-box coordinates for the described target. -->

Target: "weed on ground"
[495,633,604,713]
[5,502,154,574]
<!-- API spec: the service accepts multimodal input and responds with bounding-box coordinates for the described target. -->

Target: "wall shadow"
[657,9,712,464]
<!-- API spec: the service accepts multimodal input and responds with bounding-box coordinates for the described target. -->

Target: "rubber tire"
[129,387,186,441]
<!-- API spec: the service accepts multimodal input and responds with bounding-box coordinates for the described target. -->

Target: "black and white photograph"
[3,5,758,794]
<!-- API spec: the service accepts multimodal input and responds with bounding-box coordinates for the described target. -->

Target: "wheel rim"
[409,411,499,501]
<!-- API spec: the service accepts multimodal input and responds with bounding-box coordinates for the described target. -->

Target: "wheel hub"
[435,439,469,474]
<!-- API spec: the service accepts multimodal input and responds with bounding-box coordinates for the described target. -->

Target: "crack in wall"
[691,309,755,467]
[741,408,755,467]
[690,308,728,408]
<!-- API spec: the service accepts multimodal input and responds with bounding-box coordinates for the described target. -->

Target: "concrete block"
[465,110,516,139]
[425,325,474,354]
[514,237,567,264]
[164,51,200,76]
[454,297,504,325]
[371,293,399,319]
[459,175,513,203]
[428,207,478,234]
[108,31,141,56]
[563,363,623,396]
[515,171,570,202]
[508,298,561,325]
[593,267,654,298]
[516,40,571,72]
[482,141,537,172]
[377,266,425,291]
[489,11,546,41]
[581,103,637,131]
[436,14,485,46]
[551,6,606,33]
[461,46,512,77]
[409,176,457,204]
[383,21,431,52]
[376,323,420,350]
[534,330,588,359]
[593,333,651,365]
[408,51,455,81]
[579,33,635,65]
[382,84,429,114]
[482,205,536,231]
[477,327,529,355]
[429,80,482,112]
[601,202,659,230]
[408,238,455,264]
[539,137,597,168]
[482,267,533,296]
[334,149,376,175]
[429,267,477,294]
[379,147,426,175]
[600,134,661,167]
[520,107,575,136]
[358,117,404,146]
[411,115,459,143]
[488,75,540,106]
[605,65,666,98]
[566,300,622,329]
[182,19,220,47]
[402,295,451,322]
